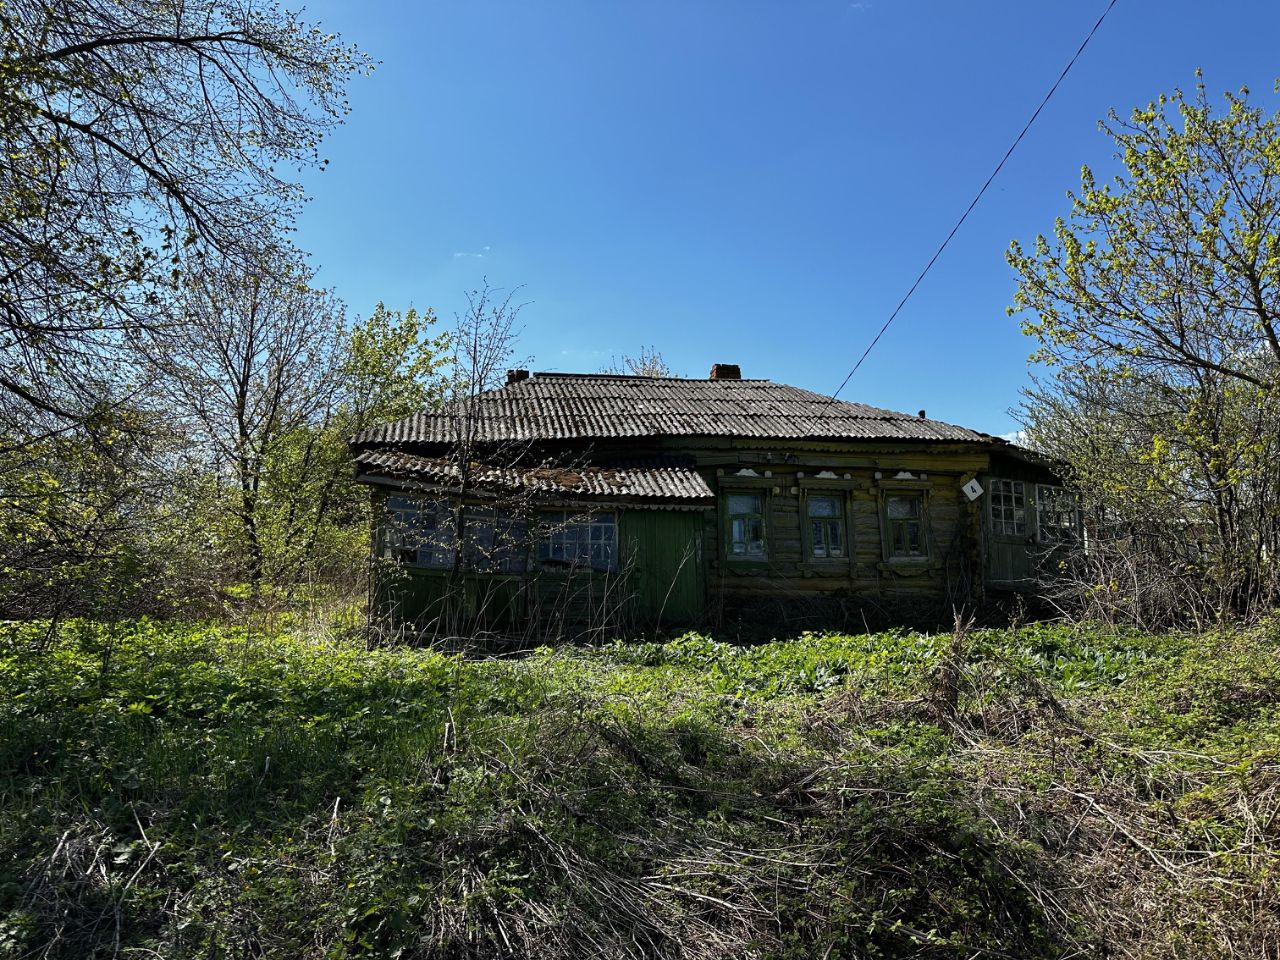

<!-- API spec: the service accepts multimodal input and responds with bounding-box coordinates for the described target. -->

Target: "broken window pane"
[1036,485,1081,542]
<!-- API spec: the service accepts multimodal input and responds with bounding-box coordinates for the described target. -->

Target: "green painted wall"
[370,504,708,632]
[374,570,527,630]
[620,509,706,626]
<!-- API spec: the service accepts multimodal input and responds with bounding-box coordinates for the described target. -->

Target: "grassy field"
[2,618,1278,959]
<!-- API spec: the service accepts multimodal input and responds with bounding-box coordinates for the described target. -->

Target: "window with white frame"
[537,511,617,572]
[885,493,927,558]
[989,479,1026,537]
[726,492,766,559]
[807,494,846,559]
[1036,485,1080,542]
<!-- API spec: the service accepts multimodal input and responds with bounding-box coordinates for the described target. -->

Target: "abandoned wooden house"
[349,365,1078,631]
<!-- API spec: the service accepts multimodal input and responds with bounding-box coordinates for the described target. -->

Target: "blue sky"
[295,0,1280,436]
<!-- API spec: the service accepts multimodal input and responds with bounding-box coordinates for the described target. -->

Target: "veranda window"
[1036,485,1081,543]
[383,497,528,571]
[460,506,529,573]
[989,479,1026,537]
[537,511,618,572]
[381,496,453,568]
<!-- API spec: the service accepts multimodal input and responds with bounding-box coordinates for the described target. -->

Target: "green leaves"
[1008,77,1280,621]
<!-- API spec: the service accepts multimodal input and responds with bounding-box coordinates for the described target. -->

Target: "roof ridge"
[530,372,772,382]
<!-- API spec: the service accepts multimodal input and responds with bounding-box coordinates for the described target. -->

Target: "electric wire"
[829,0,1120,402]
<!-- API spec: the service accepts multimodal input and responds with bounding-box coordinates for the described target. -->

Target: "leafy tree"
[148,292,448,604]
[1008,75,1280,621]
[154,254,344,590]
[265,303,450,593]
[0,0,369,616]
[0,417,169,620]
[343,303,450,427]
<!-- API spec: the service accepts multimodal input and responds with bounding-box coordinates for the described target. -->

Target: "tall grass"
[1,618,1278,958]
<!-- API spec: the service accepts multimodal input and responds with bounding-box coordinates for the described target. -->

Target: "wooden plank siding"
[692,442,992,616]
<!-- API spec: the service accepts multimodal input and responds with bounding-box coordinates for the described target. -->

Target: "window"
[381,496,453,568]
[460,506,529,573]
[807,495,846,559]
[382,497,420,565]
[537,511,617,572]
[382,497,527,571]
[989,479,1026,537]
[727,492,766,559]
[886,494,927,558]
[1036,485,1080,543]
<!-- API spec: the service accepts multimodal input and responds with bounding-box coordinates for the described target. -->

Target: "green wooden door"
[620,510,706,626]
[985,478,1034,587]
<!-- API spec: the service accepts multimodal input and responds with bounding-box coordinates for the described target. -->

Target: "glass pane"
[728,493,762,515]
[811,520,827,557]
[494,515,528,573]
[808,496,839,518]
[461,507,494,570]
[887,495,920,519]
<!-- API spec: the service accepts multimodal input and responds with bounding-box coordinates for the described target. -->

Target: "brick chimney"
[709,363,741,380]
[506,369,530,385]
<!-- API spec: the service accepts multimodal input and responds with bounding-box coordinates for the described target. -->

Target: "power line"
[829,0,1120,402]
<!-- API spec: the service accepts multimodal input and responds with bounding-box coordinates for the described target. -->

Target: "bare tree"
[441,284,528,612]
[602,346,672,377]
[0,0,368,439]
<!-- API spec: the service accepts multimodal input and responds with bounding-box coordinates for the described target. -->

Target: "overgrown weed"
[1,619,1277,957]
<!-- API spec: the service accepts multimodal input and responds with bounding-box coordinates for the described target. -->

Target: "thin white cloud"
[452,245,492,259]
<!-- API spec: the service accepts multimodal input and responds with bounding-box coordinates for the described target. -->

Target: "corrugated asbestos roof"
[355,449,715,503]
[352,374,990,446]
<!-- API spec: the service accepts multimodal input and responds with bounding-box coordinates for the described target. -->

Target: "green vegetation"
[3,620,1278,958]
[1009,78,1280,623]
